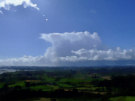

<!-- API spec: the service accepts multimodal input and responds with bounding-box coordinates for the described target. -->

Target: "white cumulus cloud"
[0,0,39,11]
[1,31,135,66]
[41,31,102,58]
[60,48,135,62]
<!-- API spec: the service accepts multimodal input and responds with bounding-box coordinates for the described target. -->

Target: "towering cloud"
[0,31,135,66]
[41,31,102,58]
[0,0,39,11]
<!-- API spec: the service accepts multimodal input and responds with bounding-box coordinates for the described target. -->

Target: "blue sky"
[0,0,135,66]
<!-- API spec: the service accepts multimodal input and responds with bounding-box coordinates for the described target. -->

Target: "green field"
[0,67,135,101]
[110,96,135,101]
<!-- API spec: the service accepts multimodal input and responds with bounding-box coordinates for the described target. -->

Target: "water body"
[0,68,17,74]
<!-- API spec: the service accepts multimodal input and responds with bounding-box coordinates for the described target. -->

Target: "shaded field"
[110,96,135,101]
[0,67,135,101]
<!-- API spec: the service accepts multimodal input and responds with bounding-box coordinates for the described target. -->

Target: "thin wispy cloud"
[45,18,48,22]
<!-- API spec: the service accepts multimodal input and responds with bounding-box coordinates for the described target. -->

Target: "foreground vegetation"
[0,67,135,101]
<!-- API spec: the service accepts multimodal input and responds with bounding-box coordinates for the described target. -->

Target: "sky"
[0,0,135,66]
